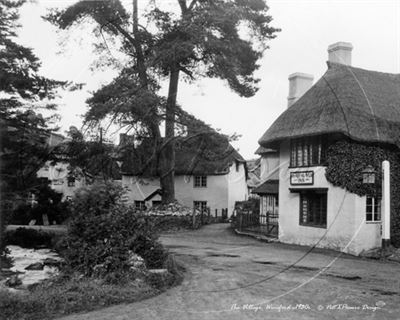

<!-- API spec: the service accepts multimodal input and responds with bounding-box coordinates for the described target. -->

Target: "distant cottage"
[119,132,248,216]
[256,42,400,255]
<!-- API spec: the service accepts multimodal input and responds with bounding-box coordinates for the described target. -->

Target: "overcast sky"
[17,0,400,159]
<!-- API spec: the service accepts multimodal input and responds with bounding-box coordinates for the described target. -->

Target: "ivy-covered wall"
[325,140,400,247]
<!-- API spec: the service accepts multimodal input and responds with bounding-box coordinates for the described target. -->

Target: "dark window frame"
[366,196,381,222]
[194,201,208,212]
[299,191,327,228]
[290,136,327,168]
[134,200,146,211]
[67,176,75,187]
[194,175,207,188]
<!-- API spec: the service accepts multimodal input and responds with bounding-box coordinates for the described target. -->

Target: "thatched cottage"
[119,133,248,216]
[257,42,400,255]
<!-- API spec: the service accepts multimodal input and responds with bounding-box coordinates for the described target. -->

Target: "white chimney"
[287,73,314,108]
[328,42,353,65]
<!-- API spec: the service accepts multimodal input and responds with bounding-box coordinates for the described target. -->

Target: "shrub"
[5,228,53,248]
[10,185,71,225]
[129,234,168,268]
[62,182,167,282]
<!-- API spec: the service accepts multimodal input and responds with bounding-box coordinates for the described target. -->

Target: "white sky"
[17,0,400,159]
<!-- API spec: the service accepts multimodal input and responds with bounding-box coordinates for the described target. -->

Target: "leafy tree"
[46,0,279,203]
[0,0,67,257]
[57,126,121,182]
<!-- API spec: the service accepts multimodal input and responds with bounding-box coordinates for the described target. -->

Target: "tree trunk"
[160,67,180,203]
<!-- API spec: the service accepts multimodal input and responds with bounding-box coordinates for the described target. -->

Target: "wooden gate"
[235,199,278,238]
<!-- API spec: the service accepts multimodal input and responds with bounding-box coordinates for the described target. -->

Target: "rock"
[5,275,22,287]
[148,268,168,275]
[146,269,172,287]
[360,246,396,259]
[43,258,62,267]
[1,269,17,277]
[25,262,44,270]
[128,251,146,271]
[388,248,400,263]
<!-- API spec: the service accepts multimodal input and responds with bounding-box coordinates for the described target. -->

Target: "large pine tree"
[46,0,280,203]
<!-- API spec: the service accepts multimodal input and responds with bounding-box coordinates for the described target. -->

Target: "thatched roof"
[120,134,245,177]
[259,62,400,148]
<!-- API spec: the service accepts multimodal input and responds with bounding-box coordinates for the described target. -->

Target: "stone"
[388,248,400,263]
[148,268,168,275]
[42,214,49,226]
[25,262,44,270]
[5,275,22,287]
[127,251,146,270]
[43,258,62,267]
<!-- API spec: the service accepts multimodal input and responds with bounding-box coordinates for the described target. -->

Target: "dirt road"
[60,224,400,320]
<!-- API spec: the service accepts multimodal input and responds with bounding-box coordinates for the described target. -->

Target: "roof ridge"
[327,61,400,77]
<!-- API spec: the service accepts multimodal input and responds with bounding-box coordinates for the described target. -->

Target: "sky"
[16,0,400,159]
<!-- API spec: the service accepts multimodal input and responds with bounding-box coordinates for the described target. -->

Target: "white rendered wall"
[122,173,239,216]
[37,162,85,200]
[227,163,248,216]
[278,140,381,255]
[259,152,280,181]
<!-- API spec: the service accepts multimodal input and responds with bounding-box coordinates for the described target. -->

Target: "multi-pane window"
[135,200,146,211]
[194,176,207,188]
[299,191,327,227]
[366,196,381,222]
[290,137,326,167]
[194,201,208,213]
[67,177,75,187]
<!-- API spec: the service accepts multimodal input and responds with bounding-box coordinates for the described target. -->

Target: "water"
[6,245,61,287]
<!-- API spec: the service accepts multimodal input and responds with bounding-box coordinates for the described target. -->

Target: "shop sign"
[290,171,314,185]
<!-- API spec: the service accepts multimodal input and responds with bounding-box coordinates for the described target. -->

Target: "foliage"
[10,183,70,225]
[0,273,158,320]
[70,181,124,217]
[0,0,71,256]
[325,140,400,246]
[5,228,54,249]
[63,182,167,280]
[56,126,121,181]
[45,0,280,202]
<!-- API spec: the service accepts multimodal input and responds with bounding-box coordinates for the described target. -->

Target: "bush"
[62,182,167,282]
[5,228,54,248]
[10,185,71,225]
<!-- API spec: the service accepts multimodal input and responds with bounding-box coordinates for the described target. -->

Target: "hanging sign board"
[290,171,314,185]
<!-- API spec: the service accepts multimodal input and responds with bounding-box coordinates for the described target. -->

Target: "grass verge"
[0,255,184,320]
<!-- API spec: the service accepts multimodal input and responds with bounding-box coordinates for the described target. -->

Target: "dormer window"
[290,137,326,167]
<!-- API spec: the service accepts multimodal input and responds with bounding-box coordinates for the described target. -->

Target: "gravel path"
[59,224,400,320]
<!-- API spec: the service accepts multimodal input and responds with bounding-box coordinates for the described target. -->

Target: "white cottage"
[257,42,400,255]
[119,134,248,217]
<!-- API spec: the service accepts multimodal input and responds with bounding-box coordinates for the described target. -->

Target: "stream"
[1,245,62,290]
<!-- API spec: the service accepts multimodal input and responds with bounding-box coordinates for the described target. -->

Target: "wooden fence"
[234,200,278,238]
